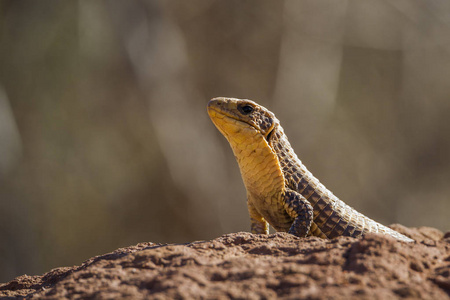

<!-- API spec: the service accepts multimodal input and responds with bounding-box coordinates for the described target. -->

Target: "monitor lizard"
[207,97,414,242]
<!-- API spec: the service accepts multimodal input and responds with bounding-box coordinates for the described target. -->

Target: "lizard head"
[207,97,278,141]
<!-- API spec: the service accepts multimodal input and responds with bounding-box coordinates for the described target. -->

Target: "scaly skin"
[207,97,414,242]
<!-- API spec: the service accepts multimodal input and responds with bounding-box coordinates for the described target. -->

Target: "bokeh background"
[1,0,449,282]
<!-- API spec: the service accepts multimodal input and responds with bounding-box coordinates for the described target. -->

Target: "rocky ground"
[1,225,449,299]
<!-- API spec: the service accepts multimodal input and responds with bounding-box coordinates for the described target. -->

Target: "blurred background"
[1,0,449,282]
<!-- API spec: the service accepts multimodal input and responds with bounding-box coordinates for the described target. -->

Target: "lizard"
[207,97,414,242]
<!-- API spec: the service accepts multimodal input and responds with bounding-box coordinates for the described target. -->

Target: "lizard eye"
[239,105,254,115]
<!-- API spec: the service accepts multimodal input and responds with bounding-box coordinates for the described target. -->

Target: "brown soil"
[1,225,449,299]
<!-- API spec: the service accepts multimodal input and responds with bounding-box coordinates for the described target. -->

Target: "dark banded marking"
[327,218,349,239]
[296,177,309,193]
[302,184,315,199]
[319,211,340,236]
[313,203,334,227]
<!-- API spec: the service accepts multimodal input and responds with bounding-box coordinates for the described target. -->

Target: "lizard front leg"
[247,196,269,234]
[283,188,314,237]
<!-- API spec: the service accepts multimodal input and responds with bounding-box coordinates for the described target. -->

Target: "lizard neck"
[269,126,320,193]
[268,125,304,178]
[225,122,285,199]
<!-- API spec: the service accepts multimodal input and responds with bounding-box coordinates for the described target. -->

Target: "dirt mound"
[1,225,449,299]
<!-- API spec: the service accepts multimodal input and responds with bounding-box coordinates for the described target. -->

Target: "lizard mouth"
[265,128,274,142]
